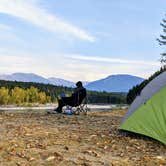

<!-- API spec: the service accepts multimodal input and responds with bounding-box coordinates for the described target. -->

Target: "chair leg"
[78,104,90,115]
[74,107,80,115]
[72,104,90,115]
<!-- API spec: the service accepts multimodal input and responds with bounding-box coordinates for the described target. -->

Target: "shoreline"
[0,104,128,111]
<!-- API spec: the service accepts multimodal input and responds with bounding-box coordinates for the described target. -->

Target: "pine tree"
[157,14,166,63]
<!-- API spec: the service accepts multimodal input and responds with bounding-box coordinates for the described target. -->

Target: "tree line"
[87,91,126,104]
[0,86,51,105]
[0,80,127,105]
[127,67,166,104]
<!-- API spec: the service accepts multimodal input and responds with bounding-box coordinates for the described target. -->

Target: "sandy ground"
[0,109,166,166]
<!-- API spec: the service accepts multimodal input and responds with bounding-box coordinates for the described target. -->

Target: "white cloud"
[42,54,159,80]
[68,54,160,66]
[59,54,160,81]
[0,54,34,74]
[0,0,95,42]
[0,51,160,82]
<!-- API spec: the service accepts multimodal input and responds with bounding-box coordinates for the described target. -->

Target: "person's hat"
[76,81,82,87]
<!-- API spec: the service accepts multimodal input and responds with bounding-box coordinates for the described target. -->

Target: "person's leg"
[54,97,73,113]
[54,99,65,113]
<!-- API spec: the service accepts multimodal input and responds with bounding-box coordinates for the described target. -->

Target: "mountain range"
[85,74,144,92]
[0,73,144,92]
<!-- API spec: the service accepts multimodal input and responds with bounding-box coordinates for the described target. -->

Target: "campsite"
[1,70,166,165]
[0,108,166,166]
[0,0,166,165]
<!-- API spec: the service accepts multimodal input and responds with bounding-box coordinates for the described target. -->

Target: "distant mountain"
[0,73,144,92]
[82,81,89,86]
[85,74,144,92]
[0,73,74,87]
[0,73,50,84]
[48,77,75,87]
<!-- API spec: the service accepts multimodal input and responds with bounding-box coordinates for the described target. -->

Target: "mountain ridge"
[85,74,144,92]
[0,73,144,92]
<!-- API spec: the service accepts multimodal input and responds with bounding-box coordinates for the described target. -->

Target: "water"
[0,104,128,111]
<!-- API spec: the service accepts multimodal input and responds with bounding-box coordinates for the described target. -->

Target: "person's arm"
[71,88,79,96]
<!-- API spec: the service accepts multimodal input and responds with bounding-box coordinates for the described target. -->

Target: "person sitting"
[53,81,86,113]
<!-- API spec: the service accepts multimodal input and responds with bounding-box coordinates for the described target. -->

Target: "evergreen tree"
[157,14,166,63]
[127,67,166,104]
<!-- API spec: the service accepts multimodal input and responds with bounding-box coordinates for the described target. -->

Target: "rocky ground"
[0,109,166,166]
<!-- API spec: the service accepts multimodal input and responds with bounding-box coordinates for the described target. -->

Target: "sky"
[0,0,165,82]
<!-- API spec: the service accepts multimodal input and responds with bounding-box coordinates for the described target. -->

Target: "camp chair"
[63,96,90,115]
[72,97,90,115]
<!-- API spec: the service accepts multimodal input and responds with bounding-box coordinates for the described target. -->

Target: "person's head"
[76,81,83,87]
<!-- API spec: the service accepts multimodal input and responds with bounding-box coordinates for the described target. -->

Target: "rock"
[46,156,55,161]
[28,157,35,162]
[64,146,69,150]
[54,152,63,161]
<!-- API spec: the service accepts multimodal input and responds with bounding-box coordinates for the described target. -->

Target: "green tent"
[120,72,166,144]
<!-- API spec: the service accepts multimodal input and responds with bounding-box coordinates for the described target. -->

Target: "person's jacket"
[72,86,87,105]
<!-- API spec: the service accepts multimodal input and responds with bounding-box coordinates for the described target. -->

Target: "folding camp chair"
[63,96,90,115]
[72,97,90,115]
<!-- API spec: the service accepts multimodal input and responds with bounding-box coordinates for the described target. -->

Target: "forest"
[0,86,51,105]
[127,67,166,104]
[0,80,126,105]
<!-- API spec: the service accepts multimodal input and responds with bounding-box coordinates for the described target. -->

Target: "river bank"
[0,104,128,111]
[0,109,165,165]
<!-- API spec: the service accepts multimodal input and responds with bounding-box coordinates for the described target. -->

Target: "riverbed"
[0,109,165,165]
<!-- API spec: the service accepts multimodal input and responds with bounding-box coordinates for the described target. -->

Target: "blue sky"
[0,0,165,81]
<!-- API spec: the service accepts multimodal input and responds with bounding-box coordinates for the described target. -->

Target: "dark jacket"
[72,86,87,106]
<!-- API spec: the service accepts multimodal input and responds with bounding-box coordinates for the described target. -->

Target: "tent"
[120,71,166,144]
